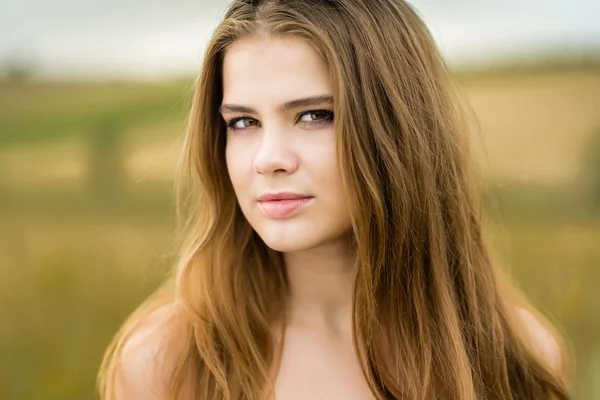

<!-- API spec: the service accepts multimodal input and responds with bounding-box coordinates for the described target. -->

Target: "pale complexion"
[112,34,565,400]
[221,35,374,399]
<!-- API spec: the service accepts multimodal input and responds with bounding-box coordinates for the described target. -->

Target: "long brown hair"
[98,0,572,398]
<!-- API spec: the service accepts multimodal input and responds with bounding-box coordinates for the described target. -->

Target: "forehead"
[221,35,332,108]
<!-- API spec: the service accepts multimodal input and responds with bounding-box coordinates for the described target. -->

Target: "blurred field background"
[2,1,600,399]
[2,60,599,400]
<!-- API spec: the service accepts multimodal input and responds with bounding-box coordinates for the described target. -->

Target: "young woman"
[98,0,572,398]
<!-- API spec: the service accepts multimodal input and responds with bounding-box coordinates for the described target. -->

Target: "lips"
[257,192,312,201]
[257,192,314,218]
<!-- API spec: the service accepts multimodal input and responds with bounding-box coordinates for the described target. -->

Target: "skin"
[111,34,563,400]
[221,35,374,399]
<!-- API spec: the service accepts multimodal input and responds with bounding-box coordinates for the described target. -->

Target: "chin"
[248,219,319,253]
[256,229,319,253]
[253,221,353,254]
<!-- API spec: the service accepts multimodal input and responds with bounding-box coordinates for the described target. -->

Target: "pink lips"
[257,192,314,218]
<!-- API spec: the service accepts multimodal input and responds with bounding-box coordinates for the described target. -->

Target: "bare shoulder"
[110,301,187,400]
[516,307,564,375]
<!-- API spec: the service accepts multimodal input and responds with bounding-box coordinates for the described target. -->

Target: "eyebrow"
[218,95,334,115]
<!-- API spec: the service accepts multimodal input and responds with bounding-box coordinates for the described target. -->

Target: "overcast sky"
[1,0,599,80]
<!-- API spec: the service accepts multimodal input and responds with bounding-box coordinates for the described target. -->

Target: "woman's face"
[221,35,352,253]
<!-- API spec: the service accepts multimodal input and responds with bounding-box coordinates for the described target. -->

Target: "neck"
[282,235,357,335]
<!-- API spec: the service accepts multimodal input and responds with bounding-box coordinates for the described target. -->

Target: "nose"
[253,128,299,175]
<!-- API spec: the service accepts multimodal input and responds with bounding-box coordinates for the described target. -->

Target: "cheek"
[305,140,350,219]
[225,141,251,197]
[307,138,342,192]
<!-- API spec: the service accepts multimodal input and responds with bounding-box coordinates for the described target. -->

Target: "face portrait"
[221,35,352,253]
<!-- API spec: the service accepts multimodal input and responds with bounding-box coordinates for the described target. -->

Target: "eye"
[224,109,334,132]
[298,110,334,124]
[226,117,259,131]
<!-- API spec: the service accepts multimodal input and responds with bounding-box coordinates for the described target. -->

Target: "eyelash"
[224,109,334,132]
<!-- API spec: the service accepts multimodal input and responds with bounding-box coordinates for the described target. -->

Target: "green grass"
[2,182,599,399]
[0,186,175,399]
